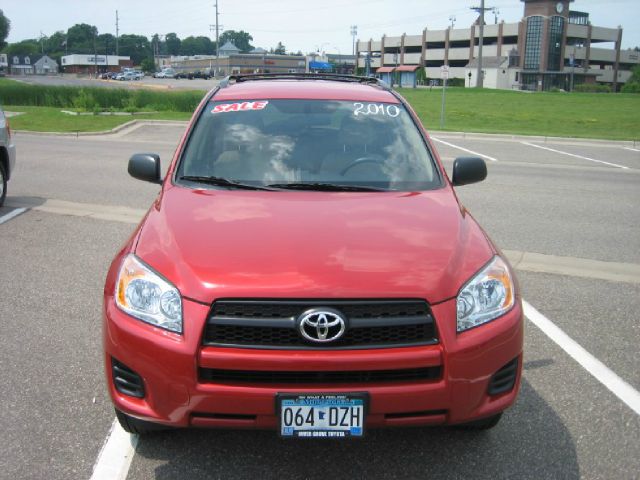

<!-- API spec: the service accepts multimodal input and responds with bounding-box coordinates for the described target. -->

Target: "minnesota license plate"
[278,393,367,438]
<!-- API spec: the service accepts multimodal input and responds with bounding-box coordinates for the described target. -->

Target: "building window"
[13,56,19,64]
[25,57,31,64]
[547,16,565,71]
[524,16,543,70]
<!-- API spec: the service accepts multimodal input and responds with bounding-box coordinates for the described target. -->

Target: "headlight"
[456,256,515,333]
[115,254,183,333]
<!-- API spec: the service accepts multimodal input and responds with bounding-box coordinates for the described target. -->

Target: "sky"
[3,0,639,54]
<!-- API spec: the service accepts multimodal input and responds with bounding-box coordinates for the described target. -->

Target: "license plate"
[278,393,367,438]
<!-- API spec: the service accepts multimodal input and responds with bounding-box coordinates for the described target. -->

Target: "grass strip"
[398,87,640,141]
[6,106,191,132]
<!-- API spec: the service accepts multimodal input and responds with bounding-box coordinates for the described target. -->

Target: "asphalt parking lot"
[1,124,638,479]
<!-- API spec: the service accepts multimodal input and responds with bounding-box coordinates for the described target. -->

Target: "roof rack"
[219,73,391,90]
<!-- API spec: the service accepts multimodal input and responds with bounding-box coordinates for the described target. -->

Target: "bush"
[72,89,99,112]
[0,81,204,112]
[621,82,640,94]
[574,84,611,93]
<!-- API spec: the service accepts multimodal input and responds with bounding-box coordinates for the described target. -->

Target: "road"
[0,124,639,479]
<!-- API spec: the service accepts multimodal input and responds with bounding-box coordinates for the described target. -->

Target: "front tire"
[0,161,7,207]
[115,409,170,435]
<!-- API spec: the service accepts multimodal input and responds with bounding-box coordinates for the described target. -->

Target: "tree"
[3,39,39,56]
[140,57,156,73]
[0,9,10,50]
[219,30,253,53]
[274,42,286,55]
[45,31,66,53]
[97,33,116,56]
[118,34,151,64]
[165,33,181,55]
[151,34,166,56]
[180,36,213,56]
[67,23,98,48]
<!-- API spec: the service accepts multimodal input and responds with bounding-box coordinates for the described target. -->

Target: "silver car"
[0,106,16,207]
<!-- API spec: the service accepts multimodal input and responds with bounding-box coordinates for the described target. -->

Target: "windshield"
[177,98,441,191]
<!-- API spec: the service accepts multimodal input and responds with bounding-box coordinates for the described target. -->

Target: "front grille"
[111,358,145,398]
[203,299,437,349]
[488,358,519,395]
[199,366,441,385]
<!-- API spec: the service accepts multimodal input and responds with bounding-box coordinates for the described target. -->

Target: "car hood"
[135,185,494,304]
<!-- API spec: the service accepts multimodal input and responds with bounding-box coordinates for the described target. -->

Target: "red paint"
[211,101,269,114]
[103,78,523,431]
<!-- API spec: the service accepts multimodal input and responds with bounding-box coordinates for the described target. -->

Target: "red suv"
[104,74,523,437]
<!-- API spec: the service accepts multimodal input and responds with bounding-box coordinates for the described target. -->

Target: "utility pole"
[214,1,220,77]
[471,0,493,88]
[449,16,456,29]
[40,31,45,54]
[493,8,500,24]
[350,25,358,56]
[115,10,119,56]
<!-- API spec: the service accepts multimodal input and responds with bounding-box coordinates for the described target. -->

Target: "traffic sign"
[440,65,450,79]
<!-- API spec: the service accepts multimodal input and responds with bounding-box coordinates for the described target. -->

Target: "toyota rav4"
[103,74,523,437]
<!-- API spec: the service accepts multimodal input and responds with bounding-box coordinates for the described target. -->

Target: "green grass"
[0,77,204,113]
[6,106,191,132]
[398,87,640,141]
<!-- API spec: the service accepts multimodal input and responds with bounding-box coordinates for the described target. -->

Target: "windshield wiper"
[179,175,277,191]
[266,182,386,192]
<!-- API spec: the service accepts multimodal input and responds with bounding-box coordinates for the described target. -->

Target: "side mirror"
[128,153,162,184]
[451,157,487,186]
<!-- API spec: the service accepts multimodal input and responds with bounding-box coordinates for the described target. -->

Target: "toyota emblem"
[297,308,347,343]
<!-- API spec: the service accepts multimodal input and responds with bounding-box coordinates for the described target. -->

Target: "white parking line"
[623,147,640,153]
[431,137,498,162]
[524,300,640,416]
[0,207,28,224]
[91,419,138,480]
[522,142,629,169]
[90,419,138,480]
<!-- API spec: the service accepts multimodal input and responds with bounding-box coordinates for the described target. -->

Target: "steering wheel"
[340,156,385,176]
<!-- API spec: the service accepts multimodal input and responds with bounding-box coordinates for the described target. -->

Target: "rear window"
[177,98,441,191]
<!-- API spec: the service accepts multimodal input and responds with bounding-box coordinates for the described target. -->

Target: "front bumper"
[103,296,523,429]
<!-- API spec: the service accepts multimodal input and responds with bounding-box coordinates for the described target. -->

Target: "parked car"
[154,68,176,79]
[116,72,137,81]
[104,73,523,436]
[0,106,16,207]
[132,70,145,80]
[190,70,211,80]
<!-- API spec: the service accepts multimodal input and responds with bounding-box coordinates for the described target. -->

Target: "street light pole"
[350,25,358,56]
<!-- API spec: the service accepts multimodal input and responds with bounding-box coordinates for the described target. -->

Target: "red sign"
[211,101,269,114]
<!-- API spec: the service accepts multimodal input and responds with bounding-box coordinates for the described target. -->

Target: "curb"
[14,119,189,137]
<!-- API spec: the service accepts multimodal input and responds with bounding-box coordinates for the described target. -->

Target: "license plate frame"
[276,392,368,439]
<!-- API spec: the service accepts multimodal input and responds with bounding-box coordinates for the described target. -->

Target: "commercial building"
[357,0,640,91]
[60,54,133,75]
[168,53,307,76]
